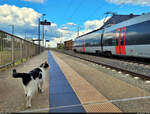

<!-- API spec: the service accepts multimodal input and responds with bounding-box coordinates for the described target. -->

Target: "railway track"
[52,49,150,81]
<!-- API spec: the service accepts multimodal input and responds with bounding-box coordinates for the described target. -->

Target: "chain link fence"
[0,30,44,68]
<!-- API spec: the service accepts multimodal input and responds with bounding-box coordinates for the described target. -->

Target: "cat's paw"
[26,104,31,108]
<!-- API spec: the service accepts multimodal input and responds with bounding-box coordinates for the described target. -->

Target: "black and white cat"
[12,61,49,108]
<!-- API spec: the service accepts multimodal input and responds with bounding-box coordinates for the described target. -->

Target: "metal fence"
[0,30,44,68]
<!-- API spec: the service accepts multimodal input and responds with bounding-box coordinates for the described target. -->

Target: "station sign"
[40,20,51,25]
[46,40,49,42]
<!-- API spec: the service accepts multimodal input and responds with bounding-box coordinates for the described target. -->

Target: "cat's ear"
[40,63,44,67]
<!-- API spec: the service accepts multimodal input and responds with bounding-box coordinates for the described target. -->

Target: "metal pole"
[43,25,44,47]
[12,25,14,35]
[25,32,26,39]
[42,14,45,47]
[11,35,14,65]
[38,18,40,54]
[45,30,47,48]
[77,26,79,37]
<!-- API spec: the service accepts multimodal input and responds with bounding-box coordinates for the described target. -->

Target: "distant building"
[101,13,140,29]
[64,40,74,50]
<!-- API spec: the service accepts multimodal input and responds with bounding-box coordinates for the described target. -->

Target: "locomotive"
[73,13,150,58]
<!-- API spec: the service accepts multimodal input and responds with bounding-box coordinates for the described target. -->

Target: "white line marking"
[20,95,150,112]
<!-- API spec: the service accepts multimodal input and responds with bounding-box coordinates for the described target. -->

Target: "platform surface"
[49,51,121,113]
[48,51,85,112]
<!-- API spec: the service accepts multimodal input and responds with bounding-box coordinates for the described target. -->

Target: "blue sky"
[0,0,150,47]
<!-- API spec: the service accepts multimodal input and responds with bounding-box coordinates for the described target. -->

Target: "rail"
[53,49,150,80]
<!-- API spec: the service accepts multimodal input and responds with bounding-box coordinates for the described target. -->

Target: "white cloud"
[47,37,66,48]
[84,20,101,30]
[62,22,77,28]
[0,4,112,48]
[84,17,110,30]
[21,0,45,3]
[0,4,40,27]
[0,4,61,44]
[47,40,57,48]
[47,17,112,48]
[106,0,150,6]
[61,27,69,30]
[58,29,71,36]
[66,22,77,26]
[51,23,57,27]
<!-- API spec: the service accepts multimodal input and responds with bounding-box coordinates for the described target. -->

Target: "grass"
[0,49,42,72]
[0,49,30,72]
[0,57,29,72]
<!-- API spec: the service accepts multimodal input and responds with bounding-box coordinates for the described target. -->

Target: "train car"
[73,29,103,54]
[103,12,150,58]
[73,12,150,58]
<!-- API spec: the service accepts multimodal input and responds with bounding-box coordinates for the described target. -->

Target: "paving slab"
[51,51,121,113]
[0,51,49,112]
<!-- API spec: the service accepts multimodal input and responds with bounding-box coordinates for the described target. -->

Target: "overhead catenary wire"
[83,0,107,22]
[63,0,73,20]
[67,0,108,35]
[68,0,85,21]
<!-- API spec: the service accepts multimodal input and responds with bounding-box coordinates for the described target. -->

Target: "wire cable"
[63,0,73,20]
[68,0,85,21]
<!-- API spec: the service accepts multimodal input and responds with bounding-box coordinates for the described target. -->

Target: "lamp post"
[8,25,14,35]
[25,32,27,39]
[44,30,47,47]
[12,25,14,35]
[77,26,80,37]
[38,13,46,54]
[42,14,46,47]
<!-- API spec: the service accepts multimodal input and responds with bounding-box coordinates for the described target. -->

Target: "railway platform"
[48,51,121,112]
[0,50,121,113]
[1,50,150,112]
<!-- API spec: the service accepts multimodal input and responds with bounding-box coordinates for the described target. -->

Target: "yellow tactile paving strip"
[51,51,121,112]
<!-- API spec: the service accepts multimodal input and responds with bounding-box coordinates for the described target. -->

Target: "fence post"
[20,40,23,62]
[11,36,14,66]
[0,36,2,65]
[26,42,28,59]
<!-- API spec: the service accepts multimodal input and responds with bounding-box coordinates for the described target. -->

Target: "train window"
[121,30,125,45]
[120,34,124,45]
[108,39,113,45]
[116,38,118,46]
[112,39,115,46]
[125,20,150,45]
[85,40,89,46]
[115,32,120,46]
[76,40,82,47]
[120,40,124,45]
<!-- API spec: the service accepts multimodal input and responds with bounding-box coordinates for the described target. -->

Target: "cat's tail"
[12,69,24,78]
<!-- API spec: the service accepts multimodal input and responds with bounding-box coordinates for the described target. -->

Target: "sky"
[0,0,150,47]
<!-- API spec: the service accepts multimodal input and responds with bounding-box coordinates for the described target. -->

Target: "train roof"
[100,13,140,29]
[76,28,102,39]
[104,12,150,32]
[75,13,148,40]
